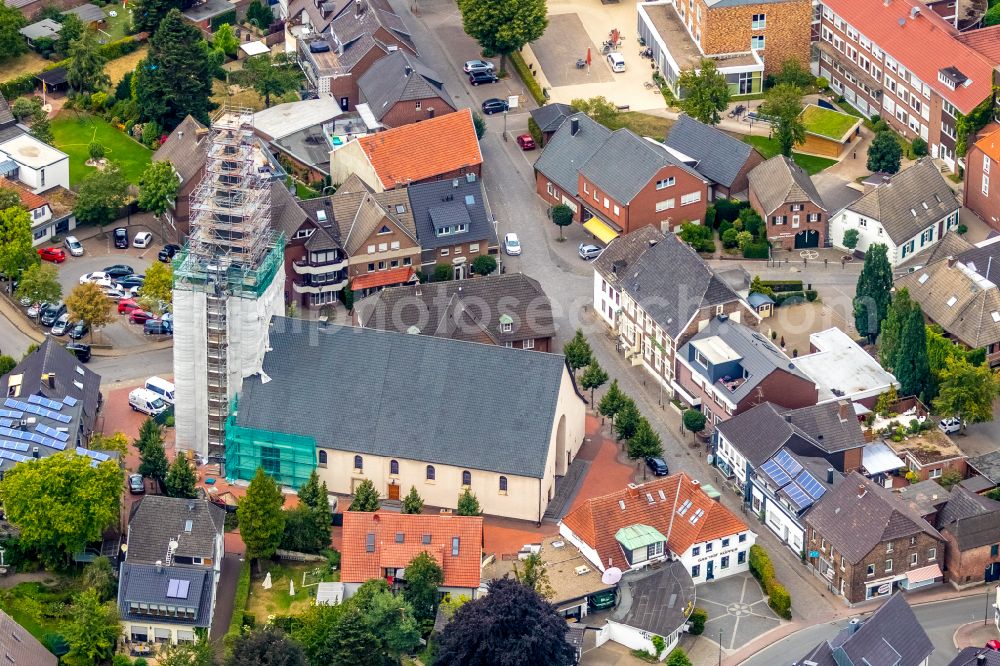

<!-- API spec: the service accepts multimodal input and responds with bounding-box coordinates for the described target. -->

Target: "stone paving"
[697,572,782,651]
[530,13,613,87]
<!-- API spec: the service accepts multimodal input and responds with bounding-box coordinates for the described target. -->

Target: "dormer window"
[499,314,513,333]
[615,524,667,568]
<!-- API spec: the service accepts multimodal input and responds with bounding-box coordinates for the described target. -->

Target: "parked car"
[144,319,172,336]
[129,388,167,415]
[607,52,626,72]
[128,473,145,495]
[113,227,128,248]
[515,134,536,150]
[145,376,175,404]
[38,247,66,263]
[133,231,153,248]
[104,286,129,301]
[645,456,669,476]
[118,298,141,315]
[939,417,965,434]
[40,303,66,327]
[63,235,84,256]
[65,342,91,362]
[50,313,71,336]
[578,243,603,260]
[115,275,145,290]
[68,320,89,340]
[103,264,135,279]
[158,244,181,262]
[463,59,495,73]
[481,98,508,115]
[129,310,156,325]
[469,70,499,85]
[987,639,1000,651]
[26,302,47,319]
[503,232,521,256]
[80,271,112,287]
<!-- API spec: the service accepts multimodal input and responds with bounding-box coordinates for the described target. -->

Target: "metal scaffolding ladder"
[205,292,228,459]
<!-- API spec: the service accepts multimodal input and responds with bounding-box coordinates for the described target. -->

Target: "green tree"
[238,467,287,568]
[598,379,626,427]
[773,58,814,88]
[879,287,914,368]
[15,263,61,316]
[289,470,331,552]
[867,131,902,174]
[65,283,113,341]
[135,10,214,130]
[433,263,453,282]
[934,357,1000,432]
[0,4,26,62]
[352,579,422,656]
[614,398,640,441]
[281,505,329,553]
[683,408,706,437]
[0,205,35,279]
[157,637,215,666]
[666,648,694,666]
[472,110,486,139]
[132,0,182,33]
[245,0,273,29]
[937,469,963,489]
[54,12,83,58]
[89,431,129,457]
[138,160,181,219]
[226,626,307,666]
[401,486,424,514]
[402,551,444,624]
[749,275,774,298]
[842,227,860,250]
[164,455,198,498]
[0,186,20,210]
[471,254,497,276]
[349,478,381,511]
[760,83,806,157]
[67,31,111,95]
[63,588,120,666]
[457,0,547,74]
[81,556,117,603]
[88,142,105,162]
[9,97,39,123]
[243,52,299,108]
[0,454,122,565]
[570,96,619,128]
[551,203,573,240]
[513,551,554,598]
[677,59,731,125]
[563,328,593,373]
[985,3,1000,26]
[0,355,15,376]
[74,162,129,228]
[893,307,930,398]
[579,357,608,403]
[138,260,173,312]
[456,488,482,516]
[29,112,53,144]
[627,417,663,472]
[138,433,169,486]
[213,23,239,56]
[138,416,163,449]
[853,243,893,342]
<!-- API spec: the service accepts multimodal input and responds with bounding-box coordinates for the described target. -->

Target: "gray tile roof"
[533,113,610,196]
[936,486,1000,550]
[62,3,106,23]
[950,647,1000,666]
[806,472,942,564]
[679,316,812,404]
[272,125,333,175]
[845,158,959,245]
[270,181,309,241]
[152,115,208,185]
[611,561,695,638]
[357,51,454,122]
[118,564,213,627]
[329,0,415,70]
[126,496,225,564]
[354,273,554,344]
[0,92,14,128]
[529,103,576,134]
[407,176,497,251]
[0,609,56,666]
[893,479,951,518]
[592,227,743,338]
[748,155,826,216]
[236,319,578,478]
[896,229,974,270]
[797,593,933,666]
[967,450,1000,484]
[664,114,756,189]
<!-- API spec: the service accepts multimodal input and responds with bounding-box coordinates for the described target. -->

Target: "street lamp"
[502,109,508,142]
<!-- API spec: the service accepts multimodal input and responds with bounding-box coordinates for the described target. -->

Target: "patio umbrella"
[611,28,620,47]
[601,567,623,585]
[586,47,591,67]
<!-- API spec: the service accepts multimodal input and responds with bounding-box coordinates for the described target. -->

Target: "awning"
[853,402,871,415]
[862,441,905,475]
[350,267,416,291]
[240,40,270,57]
[905,563,942,585]
[583,217,619,245]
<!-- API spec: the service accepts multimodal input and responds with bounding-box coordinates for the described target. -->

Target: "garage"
[795,230,819,249]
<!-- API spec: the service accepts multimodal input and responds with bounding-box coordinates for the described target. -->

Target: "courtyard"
[49,112,152,185]
[696,572,782,651]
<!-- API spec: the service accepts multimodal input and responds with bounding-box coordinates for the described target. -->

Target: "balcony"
[293,257,347,274]
[292,277,347,294]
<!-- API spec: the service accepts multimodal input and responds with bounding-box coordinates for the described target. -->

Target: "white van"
[145,376,175,404]
[607,52,626,73]
[129,388,167,416]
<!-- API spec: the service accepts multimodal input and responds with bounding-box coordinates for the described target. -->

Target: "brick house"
[529,103,576,146]
[934,486,1000,588]
[357,51,456,128]
[889,431,967,483]
[591,227,758,399]
[748,155,827,250]
[964,124,1000,232]
[663,114,765,198]
[805,472,945,605]
[534,114,709,242]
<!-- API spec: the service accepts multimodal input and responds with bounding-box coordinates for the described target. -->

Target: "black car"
[39,302,67,327]
[144,319,172,336]
[68,320,89,340]
[645,456,669,476]
[469,70,499,86]
[115,275,145,290]
[158,244,181,262]
[103,264,135,279]
[64,342,91,362]
[113,227,128,249]
[481,98,508,115]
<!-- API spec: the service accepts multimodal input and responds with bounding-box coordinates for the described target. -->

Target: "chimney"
[978,654,988,665]
[155,560,163,574]
[404,65,412,76]
[48,374,55,389]
[32,446,39,459]
[570,118,580,136]
[718,313,728,322]
[857,484,867,499]
[848,618,861,634]
[178,131,184,139]
[826,468,834,484]
[428,107,435,119]
[785,414,792,423]
[947,256,957,268]
[909,5,920,18]
[838,400,851,423]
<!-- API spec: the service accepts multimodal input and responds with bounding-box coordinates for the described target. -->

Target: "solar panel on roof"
[0,451,28,463]
[75,447,109,461]
[3,398,25,410]
[760,459,791,487]
[795,469,827,500]
[20,403,72,424]
[35,423,69,442]
[773,449,803,476]
[28,394,63,411]
[0,441,29,452]
[0,409,23,419]
[784,482,814,511]
[0,419,14,428]
[62,396,78,407]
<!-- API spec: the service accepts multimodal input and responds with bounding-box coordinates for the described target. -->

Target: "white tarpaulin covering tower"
[172,106,285,462]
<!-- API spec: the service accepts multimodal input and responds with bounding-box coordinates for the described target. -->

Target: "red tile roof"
[350,266,416,291]
[956,26,1000,65]
[560,473,749,570]
[821,0,994,113]
[357,109,482,189]
[972,123,1000,164]
[341,511,484,589]
[1,178,47,211]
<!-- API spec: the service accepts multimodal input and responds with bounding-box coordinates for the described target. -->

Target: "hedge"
[760,279,803,293]
[527,116,543,147]
[704,205,717,229]
[748,545,791,619]
[510,50,546,106]
[210,9,238,31]
[224,559,252,653]
[773,291,806,307]
[742,241,770,259]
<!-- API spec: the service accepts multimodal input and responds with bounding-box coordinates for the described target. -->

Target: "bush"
[759,279,803,293]
[721,228,738,249]
[742,240,770,259]
[527,116,543,148]
[773,291,806,307]
[748,545,791,619]
[704,205,717,229]
[768,583,792,619]
[510,51,545,105]
[88,142,105,161]
[805,289,818,302]
[225,559,252,652]
[679,222,715,253]
[957,224,968,235]
[714,198,746,224]
[688,607,707,635]
[112,656,133,666]
[912,137,928,157]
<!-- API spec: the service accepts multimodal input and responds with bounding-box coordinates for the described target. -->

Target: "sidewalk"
[954,620,1000,650]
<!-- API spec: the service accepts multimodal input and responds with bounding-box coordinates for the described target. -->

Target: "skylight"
[689,508,705,524]
[317,209,327,222]
[918,274,929,284]
[992,312,1000,323]
[677,499,693,516]
[947,296,958,307]
[166,579,190,599]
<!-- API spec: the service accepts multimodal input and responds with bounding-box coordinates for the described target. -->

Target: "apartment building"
[813,0,996,172]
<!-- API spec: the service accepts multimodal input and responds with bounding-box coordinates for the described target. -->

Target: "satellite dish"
[601,567,623,585]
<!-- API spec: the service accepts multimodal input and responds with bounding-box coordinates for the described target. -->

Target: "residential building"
[794,592,933,666]
[152,116,209,239]
[0,133,69,194]
[934,486,1000,587]
[340,511,484,599]
[950,649,1000,666]
[19,19,62,44]
[534,114,709,240]
[889,430,966,482]
[330,109,482,192]
[354,274,556,351]
[748,155,827,250]
[529,103,576,146]
[0,609,57,666]
[224,319,587,523]
[118,497,226,647]
[964,124,1000,232]
[406,175,497,278]
[180,0,243,32]
[893,480,951,525]
[968,451,1000,490]
[896,233,1000,367]
[357,51,455,128]
[663,114,765,198]
[605,562,696,657]
[813,0,997,172]
[794,327,900,406]
[592,227,758,399]
[3,178,75,246]
[805,472,945,605]
[675,315,818,428]
[0,92,22,145]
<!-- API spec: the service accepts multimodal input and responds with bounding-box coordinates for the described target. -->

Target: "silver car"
[51,312,70,336]
[63,236,84,256]
[503,233,521,256]
[579,243,603,260]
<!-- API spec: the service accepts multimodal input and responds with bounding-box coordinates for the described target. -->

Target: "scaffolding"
[224,397,317,489]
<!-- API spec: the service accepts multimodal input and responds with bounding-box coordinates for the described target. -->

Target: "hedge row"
[748,544,791,619]
[224,559,252,653]
[773,290,819,307]
[743,240,770,259]
[510,50,546,106]
[760,279,804,293]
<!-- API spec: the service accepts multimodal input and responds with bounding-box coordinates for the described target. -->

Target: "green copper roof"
[615,524,666,551]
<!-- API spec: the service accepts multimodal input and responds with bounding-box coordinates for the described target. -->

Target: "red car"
[129,309,155,324]
[118,299,141,315]
[516,134,536,150]
[38,247,66,263]
[987,640,1000,651]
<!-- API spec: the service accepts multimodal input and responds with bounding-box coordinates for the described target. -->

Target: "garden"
[799,104,859,141]
[244,559,339,622]
[0,578,78,651]
[742,135,838,175]
[50,112,152,185]
[678,198,771,259]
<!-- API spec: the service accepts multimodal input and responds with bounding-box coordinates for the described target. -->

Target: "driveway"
[697,573,782,651]
[210,554,244,652]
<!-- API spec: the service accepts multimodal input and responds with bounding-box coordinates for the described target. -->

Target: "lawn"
[608,112,673,139]
[800,104,860,140]
[50,112,152,185]
[245,560,338,621]
[742,135,838,175]
[0,51,49,82]
[104,45,148,84]
[0,578,79,649]
[96,8,132,42]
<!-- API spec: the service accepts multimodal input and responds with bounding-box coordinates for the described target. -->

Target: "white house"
[830,158,960,266]
[0,134,70,194]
